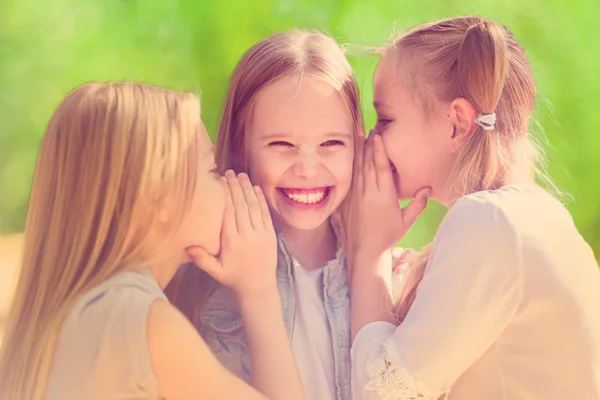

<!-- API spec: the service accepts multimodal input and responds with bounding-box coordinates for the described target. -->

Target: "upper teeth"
[286,191,325,204]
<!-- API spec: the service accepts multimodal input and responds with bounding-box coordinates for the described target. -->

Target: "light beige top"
[45,268,165,400]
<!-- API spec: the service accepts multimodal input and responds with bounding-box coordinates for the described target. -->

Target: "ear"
[447,98,478,152]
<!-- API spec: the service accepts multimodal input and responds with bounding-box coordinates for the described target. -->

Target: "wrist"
[238,288,284,325]
[232,274,278,294]
[237,285,280,308]
[350,249,392,272]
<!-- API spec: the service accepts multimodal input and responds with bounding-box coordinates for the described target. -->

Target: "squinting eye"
[377,118,391,125]
[269,141,294,147]
[209,167,219,174]
[321,140,345,147]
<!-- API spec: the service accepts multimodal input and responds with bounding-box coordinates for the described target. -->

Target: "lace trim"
[365,344,450,400]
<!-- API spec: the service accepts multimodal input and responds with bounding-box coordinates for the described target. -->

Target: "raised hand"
[348,132,431,261]
[187,170,277,296]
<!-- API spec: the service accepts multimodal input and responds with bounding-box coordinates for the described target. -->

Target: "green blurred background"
[0,0,598,257]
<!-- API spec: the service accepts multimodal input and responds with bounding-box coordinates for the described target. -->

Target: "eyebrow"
[259,132,353,141]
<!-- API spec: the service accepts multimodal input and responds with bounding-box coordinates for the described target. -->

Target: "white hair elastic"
[474,112,497,131]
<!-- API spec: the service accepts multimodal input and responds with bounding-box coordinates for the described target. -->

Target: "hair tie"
[474,112,496,131]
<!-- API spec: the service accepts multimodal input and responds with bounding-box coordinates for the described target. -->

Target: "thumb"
[186,246,224,282]
[401,187,432,227]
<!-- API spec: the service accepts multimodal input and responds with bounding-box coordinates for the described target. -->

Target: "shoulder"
[55,270,167,395]
[449,184,560,225]
[69,269,167,366]
[75,269,166,323]
[441,187,529,240]
[430,188,529,278]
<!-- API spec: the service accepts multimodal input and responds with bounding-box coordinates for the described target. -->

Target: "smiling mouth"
[278,187,332,205]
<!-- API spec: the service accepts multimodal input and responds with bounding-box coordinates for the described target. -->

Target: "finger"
[237,173,262,230]
[401,186,432,227]
[225,170,251,234]
[372,134,394,193]
[187,246,225,283]
[254,185,274,232]
[363,132,375,192]
[354,133,366,193]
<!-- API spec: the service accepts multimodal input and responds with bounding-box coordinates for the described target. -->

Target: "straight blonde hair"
[0,82,201,400]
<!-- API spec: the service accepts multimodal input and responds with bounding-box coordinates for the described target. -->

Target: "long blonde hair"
[390,17,554,322]
[165,29,364,327]
[0,82,201,400]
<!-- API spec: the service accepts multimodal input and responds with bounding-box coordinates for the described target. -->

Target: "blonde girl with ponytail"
[349,17,600,400]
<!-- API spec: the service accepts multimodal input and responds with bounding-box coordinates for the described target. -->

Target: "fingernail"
[185,247,199,257]
[238,173,248,181]
[225,170,235,177]
[425,187,433,200]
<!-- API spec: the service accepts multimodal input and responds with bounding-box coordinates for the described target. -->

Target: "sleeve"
[200,284,251,382]
[351,195,525,399]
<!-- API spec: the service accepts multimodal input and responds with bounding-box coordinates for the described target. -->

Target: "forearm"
[238,288,305,400]
[350,252,396,342]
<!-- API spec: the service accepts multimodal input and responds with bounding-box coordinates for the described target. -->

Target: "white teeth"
[284,190,326,204]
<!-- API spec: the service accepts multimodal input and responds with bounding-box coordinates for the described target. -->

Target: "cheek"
[380,130,404,165]
[204,181,226,250]
[216,183,227,216]
[324,150,354,187]
[247,157,277,187]
[382,124,432,166]
[247,155,289,209]
[194,181,225,230]
[248,150,297,189]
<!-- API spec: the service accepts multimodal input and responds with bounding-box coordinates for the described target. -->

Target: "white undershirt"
[291,262,337,400]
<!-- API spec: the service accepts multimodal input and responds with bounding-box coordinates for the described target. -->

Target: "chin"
[208,243,221,257]
[394,175,422,200]
[282,215,331,231]
[396,185,416,200]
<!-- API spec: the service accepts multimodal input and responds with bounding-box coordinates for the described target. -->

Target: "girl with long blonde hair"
[349,16,600,399]
[0,82,304,400]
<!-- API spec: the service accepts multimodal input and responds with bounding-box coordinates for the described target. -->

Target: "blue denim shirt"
[200,233,352,400]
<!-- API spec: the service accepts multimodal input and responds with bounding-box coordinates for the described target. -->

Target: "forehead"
[374,54,417,108]
[374,54,402,94]
[249,74,353,138]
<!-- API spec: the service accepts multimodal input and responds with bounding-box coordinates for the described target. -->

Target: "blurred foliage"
[0,0,598,257]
